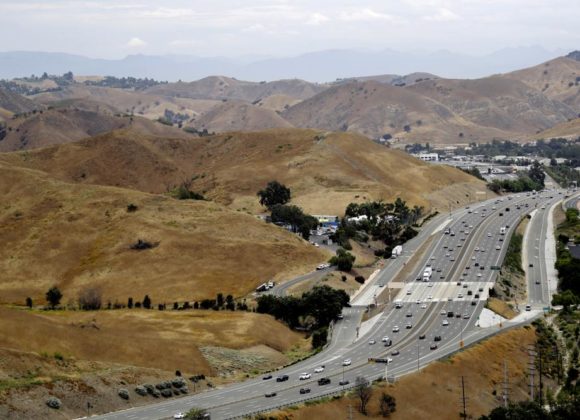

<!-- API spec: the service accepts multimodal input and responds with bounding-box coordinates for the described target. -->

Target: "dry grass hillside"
[0,107,190,152]
[0,88,40,118]
[0,161,327,304]
[1,128,488,215]
[189,100,293,132]
[535,117,580,139]
[269,327,536,420]
[0,307,308,419]
[144,76,327,102]
[502,57,580,111]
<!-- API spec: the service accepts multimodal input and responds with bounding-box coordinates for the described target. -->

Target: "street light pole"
[417,340,420,372]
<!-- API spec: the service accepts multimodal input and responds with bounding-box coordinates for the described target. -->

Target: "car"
[300,388,311,394]
[440,310,446,315]
[316,263,330,270]
[299,373,311,380]
[477,273,482,277]
[457,281,462,286]
[447,297,453,302]
[419,334,426,340]
[391,350,400,356]
[455,313,461,318]
[450,257,456,261]
[339,379,350,386]
[471,256,476,260]
[479,287,484,292]
[430,344,438,350]
[474,262,479,267]
[342,359,352,366]
[526,304,532,311]
[416,299,421,304]
[496,245,501,250]
[381,336,390,342]
[262,374,273,380]
[480,266,485,270]
[445,253,450,257]
[383,339,393,347]
[466,266,470,270]
[463,283,468,288]
[447,311,454,317]
[276,375,289,382]
[458,293,463,298]
[499,237,504,242]
[174,413,186,419]
[475,247,480,251]
[487,233,492,237]
[434,335,442,341]
[265,392,277,398]
[471,300,477,306]
[529,263,534,268]
[406,323,413,329]
[463,314,470,319]
[467,290,473,296]
[421,303,427,309]
[427,295,433,300]
[406,289,413,295]
[406,312,413,318]
[393,326,400,332]
[535,279,541,284]
[442,320,449,326]
[314,366,325,373]
[318,377,331,385]
[369,339,376,345]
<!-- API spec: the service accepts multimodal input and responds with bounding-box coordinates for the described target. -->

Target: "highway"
[90,191,564,420]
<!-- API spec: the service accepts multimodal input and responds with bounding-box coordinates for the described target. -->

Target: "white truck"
[499,226,506,235]
[423,267,433,282]
[391,245,403,259]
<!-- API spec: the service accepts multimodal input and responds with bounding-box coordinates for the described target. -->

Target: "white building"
[412,153,439,162]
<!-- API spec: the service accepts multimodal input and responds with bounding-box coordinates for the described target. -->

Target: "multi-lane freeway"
[91,190,572,420]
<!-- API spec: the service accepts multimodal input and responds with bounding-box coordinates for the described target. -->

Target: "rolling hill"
[0,87,40,119]
[0,107,190,152]
[0,160,328,304]
[0,128,488,215]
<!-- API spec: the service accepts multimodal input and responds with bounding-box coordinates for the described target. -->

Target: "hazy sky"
[0,0,578,58]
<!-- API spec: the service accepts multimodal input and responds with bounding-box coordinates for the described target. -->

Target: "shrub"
[172,377,186,388]
[155,383,164,390]
[127,204,138,212]
[78,286,102,310]
[46,396,62,409]
[180,387,189,394]
[130,239,156,250]
[135,386,147,396]
[161,388,173,398]
[118,388,129,400]
[144,384,154,394]
[355,276,365,284]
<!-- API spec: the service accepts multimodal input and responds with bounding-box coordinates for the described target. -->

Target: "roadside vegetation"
[487,160,545,193]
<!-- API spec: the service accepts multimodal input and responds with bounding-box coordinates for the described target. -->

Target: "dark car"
[471,300,477,306]
[430,344,438,350]
[455,313,461,318]
[262,374,272,380]
[529,263,534,267]
[265,392,277,398]
[434,335,442,342]
[467,290,473,296]
[447,311,454,318]
[299,388,311,394]
[406,312,413,318]
[339,380,350,386]
[474,294,480,299]
[276,375,289,382]
[383,339,393,347]
[419,334,426,340]
[480,266,485,270]
[391,350,400,356]
[318,377,331,386]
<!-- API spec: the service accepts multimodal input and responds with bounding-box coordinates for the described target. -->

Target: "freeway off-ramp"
[90,190,571,420]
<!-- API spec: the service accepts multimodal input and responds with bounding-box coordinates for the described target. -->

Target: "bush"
[355,276,365,284]
[135,386,147,396]
[118,389,129,400]
[130,239,156,250]
[312,327,328,349]
[127,204,138,212]
[172,377,186,388]
[144,384,154,394]
[46,396,62,409]
[78,286,102,310]
[180,387,189,394]
[161,388,173,398]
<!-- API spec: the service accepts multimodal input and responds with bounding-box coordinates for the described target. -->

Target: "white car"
[174,414,185,419]
[392,326,400,332]
[299,372,311,380]
[415,299,421,304]
[314,366,325,373]
[427,295,433,300]
[369,339,376,345]
[487,233,492,237]
[440,310,446,315]
[382,336,390,342]
[475,247,480,251]
[458,293,463,298]
[442,320,449,326]
[421,303,427,309]
[342,359,352,366]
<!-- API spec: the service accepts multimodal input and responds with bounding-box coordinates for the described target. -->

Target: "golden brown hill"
[189,100,293,132]
[534,117,580,139]
[0,161,327,304]
[1,128,488,215]
[502,57,580,111]
[0,107,190,152]
[144,76,327,102]
[407,76,576,135]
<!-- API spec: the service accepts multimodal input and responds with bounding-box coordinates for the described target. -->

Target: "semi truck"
[391,245,403,258]
[423,267,433,281]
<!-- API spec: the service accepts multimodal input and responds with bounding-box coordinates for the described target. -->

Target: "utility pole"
[461,376,467,419]
[348,404,353,420]
[502,360,510,408]
[538,346,543,406]
[417,340,420,372]
[528,345,536,401]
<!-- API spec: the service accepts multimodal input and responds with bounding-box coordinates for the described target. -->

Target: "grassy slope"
[0,128,488,215]
[0,161,328,304]
[270,327,536,419]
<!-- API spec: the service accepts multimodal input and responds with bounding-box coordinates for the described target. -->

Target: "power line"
[503,360,510,408]
[528,345,536,401]
[459,376,469,419]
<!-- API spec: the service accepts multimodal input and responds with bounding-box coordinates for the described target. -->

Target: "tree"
[216,293,224,308]
[311,327,328,349]
[379,392,397,417]
[302,285,350,327]
[270,204,318,239]
[25,297,33,309]
[78,286,103,310]
[185,407,209,419]
[330,248,356,272]
[528,160,545,189]
[354,376,373,414]
[127,297,133,309]
[143,294,152,309]
[257,181,291,209]
[552,290,579,309]
[479,400,547,420]
[46,286,62,309]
